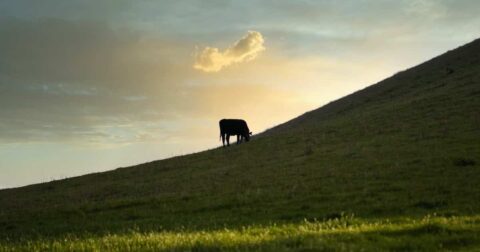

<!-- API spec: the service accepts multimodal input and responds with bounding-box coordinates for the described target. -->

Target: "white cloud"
[193,30,265,72]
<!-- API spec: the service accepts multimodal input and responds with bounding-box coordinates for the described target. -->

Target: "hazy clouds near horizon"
[1,0,480,187]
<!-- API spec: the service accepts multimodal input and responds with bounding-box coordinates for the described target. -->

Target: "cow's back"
[219,119,248,135]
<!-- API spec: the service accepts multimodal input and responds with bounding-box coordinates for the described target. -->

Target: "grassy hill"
[1,38,479,251]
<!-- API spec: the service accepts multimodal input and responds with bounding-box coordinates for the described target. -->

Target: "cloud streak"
[193,31,265,72]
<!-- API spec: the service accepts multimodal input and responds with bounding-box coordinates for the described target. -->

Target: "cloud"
[405,0,447,20]
[193,31,265,72]
[0,18,192,145]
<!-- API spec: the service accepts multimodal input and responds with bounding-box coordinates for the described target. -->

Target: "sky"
[1,0,479,188]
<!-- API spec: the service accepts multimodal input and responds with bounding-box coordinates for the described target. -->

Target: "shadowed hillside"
[1,38,479,250]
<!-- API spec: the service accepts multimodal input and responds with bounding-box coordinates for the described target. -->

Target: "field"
[2,215,480,251]
[0,39,479,251]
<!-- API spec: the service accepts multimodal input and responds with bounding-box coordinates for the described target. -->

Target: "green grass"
[2,215,480,251]
[1,39,479,250]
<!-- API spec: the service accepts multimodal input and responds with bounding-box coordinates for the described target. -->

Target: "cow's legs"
[236,135,240,144]
[226,134,230,146]
[221,133,226,147]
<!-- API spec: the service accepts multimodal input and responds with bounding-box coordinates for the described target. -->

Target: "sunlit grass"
[2,215,479,251]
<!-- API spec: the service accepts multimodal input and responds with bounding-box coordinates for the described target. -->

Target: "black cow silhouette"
[219,119,252,147]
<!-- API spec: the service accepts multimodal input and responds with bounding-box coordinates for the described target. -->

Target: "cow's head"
[245,132,252,142]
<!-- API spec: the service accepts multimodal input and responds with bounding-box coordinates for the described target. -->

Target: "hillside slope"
[1,38,479,240]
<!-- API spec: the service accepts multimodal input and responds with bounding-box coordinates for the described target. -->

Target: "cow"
[219,119,252,147]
